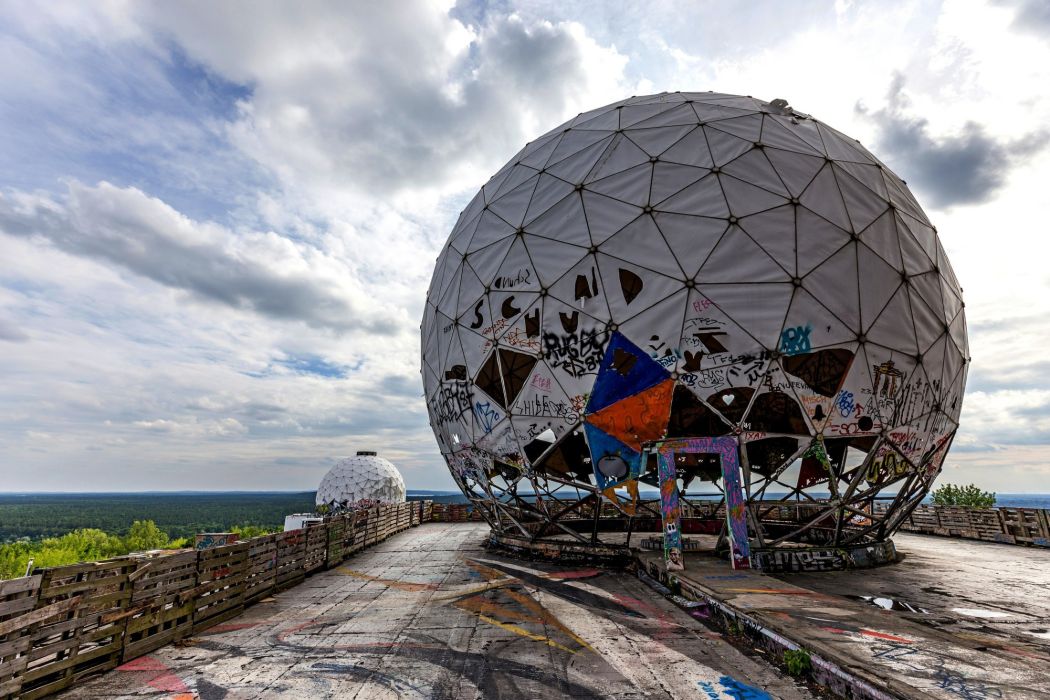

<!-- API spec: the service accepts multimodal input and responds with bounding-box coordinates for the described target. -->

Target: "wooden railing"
[887,504,1050,546]
[428,502,483,522]
[0,501,431,699]
[429,498,1050,549]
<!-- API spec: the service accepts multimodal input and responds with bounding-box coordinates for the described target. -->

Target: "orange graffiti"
[586,379,674,451]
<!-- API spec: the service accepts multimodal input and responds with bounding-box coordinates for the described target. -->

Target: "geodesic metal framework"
[421,92,968,553]
[316,451,407,509]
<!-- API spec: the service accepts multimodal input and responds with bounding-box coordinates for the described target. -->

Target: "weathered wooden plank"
[0,634,32,659]
[0,575,42,597]
[33,558,134,578]
[0,596,81,638]
[244,534,278,604]
[0,569,41,691]
[0,595,38,620]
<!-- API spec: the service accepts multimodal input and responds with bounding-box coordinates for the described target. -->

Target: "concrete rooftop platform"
[61,523,814,699]
[640,532,1050,700]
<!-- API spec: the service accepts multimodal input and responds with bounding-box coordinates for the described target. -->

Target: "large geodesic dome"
[421,92,968,556]
[316,452,407,508]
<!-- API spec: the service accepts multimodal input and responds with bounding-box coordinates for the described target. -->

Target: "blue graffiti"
[473,401,501,433]
[720,676,772,700]
[779,325,811,355]
[835,389,856,418]
[697,676,771,700]
[936,667,1002,700]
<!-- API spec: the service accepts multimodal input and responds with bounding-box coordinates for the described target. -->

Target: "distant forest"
[0,492,316,542]
[0,491,468,543]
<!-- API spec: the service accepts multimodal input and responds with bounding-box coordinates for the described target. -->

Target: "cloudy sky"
[1,0,1048,492]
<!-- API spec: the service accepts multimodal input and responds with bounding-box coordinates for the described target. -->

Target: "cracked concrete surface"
[62,524,814,699]
[638,531,1050,700]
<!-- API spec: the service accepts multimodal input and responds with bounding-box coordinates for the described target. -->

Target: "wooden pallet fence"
[325,517,346,569]
[303,525,327,575]
[19,559,136,699]
[386,505,400,537]
[0,576,42,698]
[349,510,368,553]
[1000,508,1050,545]
[244,535,278,604]
[903,505,939,532]
[191,542,247,634]
[889,504,1050,547]
[0,501,437,700]
[432,503,471,522]
[367,507,381,545]
[382,507,392,538]
[121,550,197,661]
[343,510,362,555]
[275,530,306,591]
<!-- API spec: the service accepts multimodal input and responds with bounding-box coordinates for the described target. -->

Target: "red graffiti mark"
[995,644,1050,661]
[820,626,913,643]
[545,569,602,580]
[610,593,683,642]
[859,629,914,643]
[724,588,816,595]
[117,654,190,693]
[118,656,167,672]
[201,621,261,635]
[275,618,320,643]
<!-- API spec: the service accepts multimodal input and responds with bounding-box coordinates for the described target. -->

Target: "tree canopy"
[931,483,996,508]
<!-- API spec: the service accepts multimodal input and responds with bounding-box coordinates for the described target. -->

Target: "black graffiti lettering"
[572,266,599,302]
[501,296,520,319]
[542,328,606,378]
[492,268,532,290]
[611,347,638,376]
[515,395,581,424]
[619,268,644,305]
[524,308,540,338]
[682,351,703,372]
[470,300,484,329]
[694,331,727,354]
[429,380,473,424]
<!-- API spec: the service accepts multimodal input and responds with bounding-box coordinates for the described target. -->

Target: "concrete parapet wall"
[0,500,431,699]
[885,503,1050,546]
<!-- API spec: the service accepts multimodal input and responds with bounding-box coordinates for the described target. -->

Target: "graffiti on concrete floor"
[698,675,773,700]
[936,666,1003,700]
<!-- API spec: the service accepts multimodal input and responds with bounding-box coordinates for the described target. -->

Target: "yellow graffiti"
[476,614,579,653]
[601,479,640,515]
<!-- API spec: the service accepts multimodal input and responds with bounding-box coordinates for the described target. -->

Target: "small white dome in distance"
[316,451,407,507]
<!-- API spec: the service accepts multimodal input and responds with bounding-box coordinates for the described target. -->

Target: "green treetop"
[931,483,996,508]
